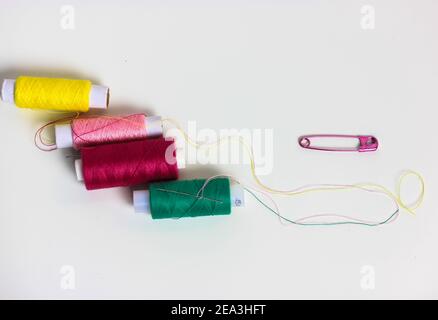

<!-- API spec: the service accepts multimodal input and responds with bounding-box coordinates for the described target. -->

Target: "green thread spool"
[133,178,245,219]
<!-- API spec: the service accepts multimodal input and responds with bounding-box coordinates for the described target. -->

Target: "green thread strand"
[244,188,399,227]
[149,178,232,219]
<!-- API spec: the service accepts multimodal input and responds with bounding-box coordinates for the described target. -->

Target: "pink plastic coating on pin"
[298,134,379,152]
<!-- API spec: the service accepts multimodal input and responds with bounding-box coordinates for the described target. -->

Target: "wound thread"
[81,138,178,190]
[71,114,149,149]
[149,178,231,219]
[15,76,91,112]
[11,76,108,112]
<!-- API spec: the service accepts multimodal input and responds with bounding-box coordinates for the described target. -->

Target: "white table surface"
[0,0,436,299]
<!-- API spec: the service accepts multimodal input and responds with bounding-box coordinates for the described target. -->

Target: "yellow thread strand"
[15,76,91,112]
[163,118,425,216]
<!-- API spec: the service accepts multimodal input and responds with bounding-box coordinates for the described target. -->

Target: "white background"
[0,0,437,299]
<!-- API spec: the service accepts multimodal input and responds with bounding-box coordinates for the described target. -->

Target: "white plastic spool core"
[1,79,15,104]
[133,182,245,214]
[55,124,74,149]
[145,115,163,137]
[75,159,84,181]
[133,190,151,213]
[1,79,109,109]
[89,85,109,109]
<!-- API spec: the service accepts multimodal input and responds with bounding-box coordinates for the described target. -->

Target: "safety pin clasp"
[298,134,379,152]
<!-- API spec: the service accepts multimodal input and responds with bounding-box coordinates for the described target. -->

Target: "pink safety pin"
[298,134,379,152]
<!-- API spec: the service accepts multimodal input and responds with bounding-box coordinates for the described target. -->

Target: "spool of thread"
[133,178,245,219]
[55,114,163,149]
[1,76,109,111]
[75,138,180,190]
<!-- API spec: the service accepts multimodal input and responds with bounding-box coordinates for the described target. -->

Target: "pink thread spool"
[55,114,163,149]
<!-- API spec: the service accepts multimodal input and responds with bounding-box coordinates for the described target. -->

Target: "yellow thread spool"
[1,76,109,112]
